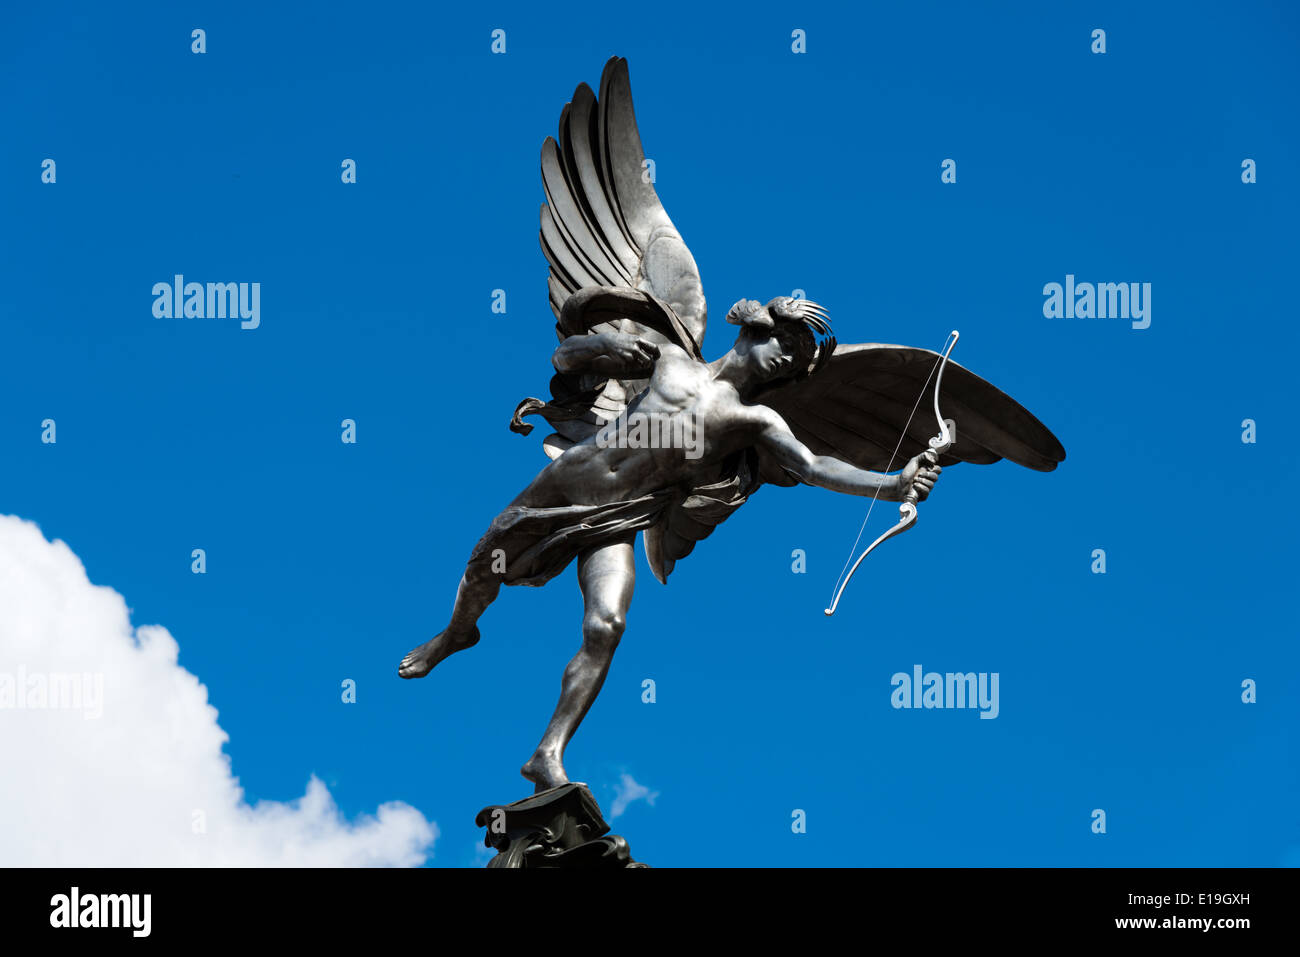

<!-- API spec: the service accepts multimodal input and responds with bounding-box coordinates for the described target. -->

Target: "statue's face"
[734,324,802,382]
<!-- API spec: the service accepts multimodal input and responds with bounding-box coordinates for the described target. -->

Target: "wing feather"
[780,404,900,468]
[759,342,1065,473]
[540,202,602,292]
[540,57,707,350]
[561,85,640,279]
[542,135,627,289]
[835,382,1003,465]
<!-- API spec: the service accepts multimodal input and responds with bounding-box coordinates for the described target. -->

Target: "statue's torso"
[516,350,764,509]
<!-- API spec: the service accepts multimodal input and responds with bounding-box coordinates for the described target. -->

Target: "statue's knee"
[583,611,625,650]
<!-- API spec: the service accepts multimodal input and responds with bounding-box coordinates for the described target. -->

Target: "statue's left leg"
[521,532,636,792]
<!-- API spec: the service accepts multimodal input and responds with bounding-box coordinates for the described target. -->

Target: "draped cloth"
[466,489,677,587]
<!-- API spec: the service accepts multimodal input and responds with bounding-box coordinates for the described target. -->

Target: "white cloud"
[609,772,659,819]
[0,514,436,866]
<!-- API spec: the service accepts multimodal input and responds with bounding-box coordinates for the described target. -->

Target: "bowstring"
[827,351,945,605]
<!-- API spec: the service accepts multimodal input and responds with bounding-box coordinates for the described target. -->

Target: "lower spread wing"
[754,342,1066,480]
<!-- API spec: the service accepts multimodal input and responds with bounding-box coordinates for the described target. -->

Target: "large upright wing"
[516,57,709,452]
[540,56,707,344]
[754,342,1066,484]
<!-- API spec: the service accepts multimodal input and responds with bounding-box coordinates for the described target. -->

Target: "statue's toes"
[398,654,427,679]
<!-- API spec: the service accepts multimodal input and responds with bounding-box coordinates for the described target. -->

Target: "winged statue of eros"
[401,57,1066,794]
[511,56,1065,581]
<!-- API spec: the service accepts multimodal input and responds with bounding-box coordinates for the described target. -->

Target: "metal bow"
[824,330,960,616]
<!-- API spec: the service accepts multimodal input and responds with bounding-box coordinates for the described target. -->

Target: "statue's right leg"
[397,559,498,679]
[399,463,563,679]
[521,532,636,791]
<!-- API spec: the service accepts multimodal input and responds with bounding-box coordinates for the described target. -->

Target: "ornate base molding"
[475,783,647,868]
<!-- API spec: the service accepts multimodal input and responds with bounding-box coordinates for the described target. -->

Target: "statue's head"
[726,297,836,390]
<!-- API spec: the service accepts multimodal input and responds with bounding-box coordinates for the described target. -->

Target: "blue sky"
[1,1,1296,866]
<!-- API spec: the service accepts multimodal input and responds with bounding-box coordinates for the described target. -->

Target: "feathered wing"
[636,341,1066,584]
[514,56,708,451]
[753,342,1067,484]
[644,342,1066,583]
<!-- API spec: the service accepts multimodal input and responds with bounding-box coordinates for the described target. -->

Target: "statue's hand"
[554,331,661,375]
[598,332,660,368]
[899,449,942,503]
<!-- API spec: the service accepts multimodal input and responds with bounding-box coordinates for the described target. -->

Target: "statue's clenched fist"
[899,449,942,502]
[552,331,660,376]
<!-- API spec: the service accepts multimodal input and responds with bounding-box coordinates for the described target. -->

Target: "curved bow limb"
[824,330,959,617]
[823,501,918,616]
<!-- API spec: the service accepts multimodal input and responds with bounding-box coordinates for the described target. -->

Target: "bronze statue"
[400,57,1065,794]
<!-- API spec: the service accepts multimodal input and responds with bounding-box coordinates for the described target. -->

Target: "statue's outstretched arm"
[758,412,939,503]
[551,332,662,378]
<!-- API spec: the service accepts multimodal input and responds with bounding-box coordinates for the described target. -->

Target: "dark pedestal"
[475,783,648,868]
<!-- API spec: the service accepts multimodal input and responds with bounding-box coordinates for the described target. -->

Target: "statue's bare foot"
[398,626,479,679]
[521,750,569,793]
